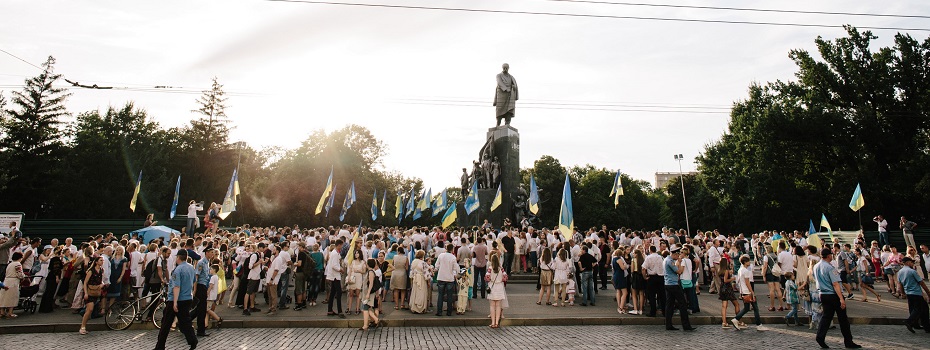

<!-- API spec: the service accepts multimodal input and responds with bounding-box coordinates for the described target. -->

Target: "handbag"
[681,279,694,289]
[741,294,754,303]
[861,274,875,285]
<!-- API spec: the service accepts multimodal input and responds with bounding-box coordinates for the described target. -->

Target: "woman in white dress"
[552,249,572,307]
[487,253,507,328]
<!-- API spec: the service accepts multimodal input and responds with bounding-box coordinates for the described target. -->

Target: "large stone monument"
[458,64,521,228]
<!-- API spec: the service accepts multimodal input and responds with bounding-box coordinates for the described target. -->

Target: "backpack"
[303,256,318,279]
[369,271,382,292]
[844,252,857,270]
[143,258,157,280]
[768,254,782,276]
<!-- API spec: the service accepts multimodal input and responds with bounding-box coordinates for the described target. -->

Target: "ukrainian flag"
[849,183,865,212]
[219,168,238,220]
[405,188,416,218]
[380,190,387,217]
[339,181,357,221]
[821,213,834,241]
[609,171,624,208]
[558,174,574,240]
[169,175,180,219]
[129,170,142,212]
[371,190,379,221]
[346,221,362,265]
[325,184,338,217]
[432,189,448,217]
[395,191,402,223]
[314,166,334,215]
[490,183,503,212]
[465,181,480,214]
[529,175,539,215]
[441,202,458,229]
[418,188,431,211]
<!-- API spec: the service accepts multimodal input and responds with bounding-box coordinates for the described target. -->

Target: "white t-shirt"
[130,251,144,277]
[208,275,219,301]
[778,250,794,273]
[681,258,693,281]
[738,265,753,295]
[267,255,285,285]
[247,253,262,280]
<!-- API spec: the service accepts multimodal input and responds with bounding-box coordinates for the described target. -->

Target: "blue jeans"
[878,231,889,249]
[735,298,761,325]
[277,269,291,308]
[580,271,595,305]
[436,281,455,315]
[473,266,487,298]
[786,302,800,322]
[186,218,196,235]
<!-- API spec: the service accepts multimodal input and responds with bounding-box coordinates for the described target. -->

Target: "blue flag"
[325,184,338,217]
[558,174,574,240]
[465,181,480,214]
[529,175,540,214]
[371,189,378,221]
[808,219,816,235]
[169,175,180,219]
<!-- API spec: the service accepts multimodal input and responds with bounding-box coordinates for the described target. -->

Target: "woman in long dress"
[391,247,408,310]
[552,249,572,307]
[408,250,429,314]
[0,252,25,318]
[537,247,553,305]
[487,253,507,328]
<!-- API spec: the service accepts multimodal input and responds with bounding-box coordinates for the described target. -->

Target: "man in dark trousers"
[813,248,861,349]
[194,248,215,337]
[154,249,198,350]
[663,247,696,331]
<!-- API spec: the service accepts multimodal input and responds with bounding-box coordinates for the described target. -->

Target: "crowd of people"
[0,214,928,349]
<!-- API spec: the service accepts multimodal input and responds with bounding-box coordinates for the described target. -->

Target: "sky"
[2,0,929,192]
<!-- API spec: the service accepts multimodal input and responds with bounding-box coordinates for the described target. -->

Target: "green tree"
[522,155,566,228]
[698,26,930,232]
[190,77,230,149]
[0,56,70,217]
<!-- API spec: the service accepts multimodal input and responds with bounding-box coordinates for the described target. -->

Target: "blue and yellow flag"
[609,171,624,208]
[465,181,480,215]
[169,175,180,219]
[490,183,503,212]
[395,191,402,223]
[346,221,362,265]
[849,183,865,212]
[417,188,431,211]
[820,213,834,241]
[129,170,142,212]
[339,181,356,221]
[219,168,238,220]
[529,175,540,215]
[325,184,338,217]
[405,188,416,218]
[314,166,334,215]
[371,189,379,221]
[380,190,387,217]
[441,202,458,229]
[558,174,574,241]
[432,188,448,217]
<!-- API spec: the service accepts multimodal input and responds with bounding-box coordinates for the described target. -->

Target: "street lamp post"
[674,154,691,237]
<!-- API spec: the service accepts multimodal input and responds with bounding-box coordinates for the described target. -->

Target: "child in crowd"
[566,272,576,306]
[783,272,800,326]
[207,265,223,328]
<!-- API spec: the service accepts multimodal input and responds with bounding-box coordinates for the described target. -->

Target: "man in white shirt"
[707,240,724,293]
[186,200,203,235]
[777,244,795,283]
[873,215,889,248]
[325,240,345,317]
[244,244,264,315]
[434,244,459,316]
[642,246,666,317]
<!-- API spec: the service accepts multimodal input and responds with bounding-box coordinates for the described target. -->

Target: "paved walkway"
[0,281,913,334]
[1,325,927,350]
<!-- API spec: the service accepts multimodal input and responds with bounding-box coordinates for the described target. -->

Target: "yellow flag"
[490,184,502,212]
[129,170,142,212]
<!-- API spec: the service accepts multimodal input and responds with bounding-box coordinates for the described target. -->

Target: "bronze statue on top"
[494,63,518,127]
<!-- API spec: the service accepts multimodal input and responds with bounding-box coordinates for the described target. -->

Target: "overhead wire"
[539,0,930,20]
[263,0,930,32]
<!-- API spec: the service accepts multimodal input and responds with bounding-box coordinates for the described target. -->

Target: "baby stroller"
[16,276,43,314]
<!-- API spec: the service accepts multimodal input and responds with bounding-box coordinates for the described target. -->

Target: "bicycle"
[105,287,198,331]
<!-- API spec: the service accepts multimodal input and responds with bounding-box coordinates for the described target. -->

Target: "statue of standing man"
[494,63,518,127]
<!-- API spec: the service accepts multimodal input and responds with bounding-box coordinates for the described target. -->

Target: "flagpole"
[234,141,243,227]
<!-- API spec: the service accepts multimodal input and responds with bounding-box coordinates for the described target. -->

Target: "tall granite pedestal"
[458,126,520,229]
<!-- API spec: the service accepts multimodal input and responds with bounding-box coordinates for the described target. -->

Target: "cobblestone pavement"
[2,325,928,350]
